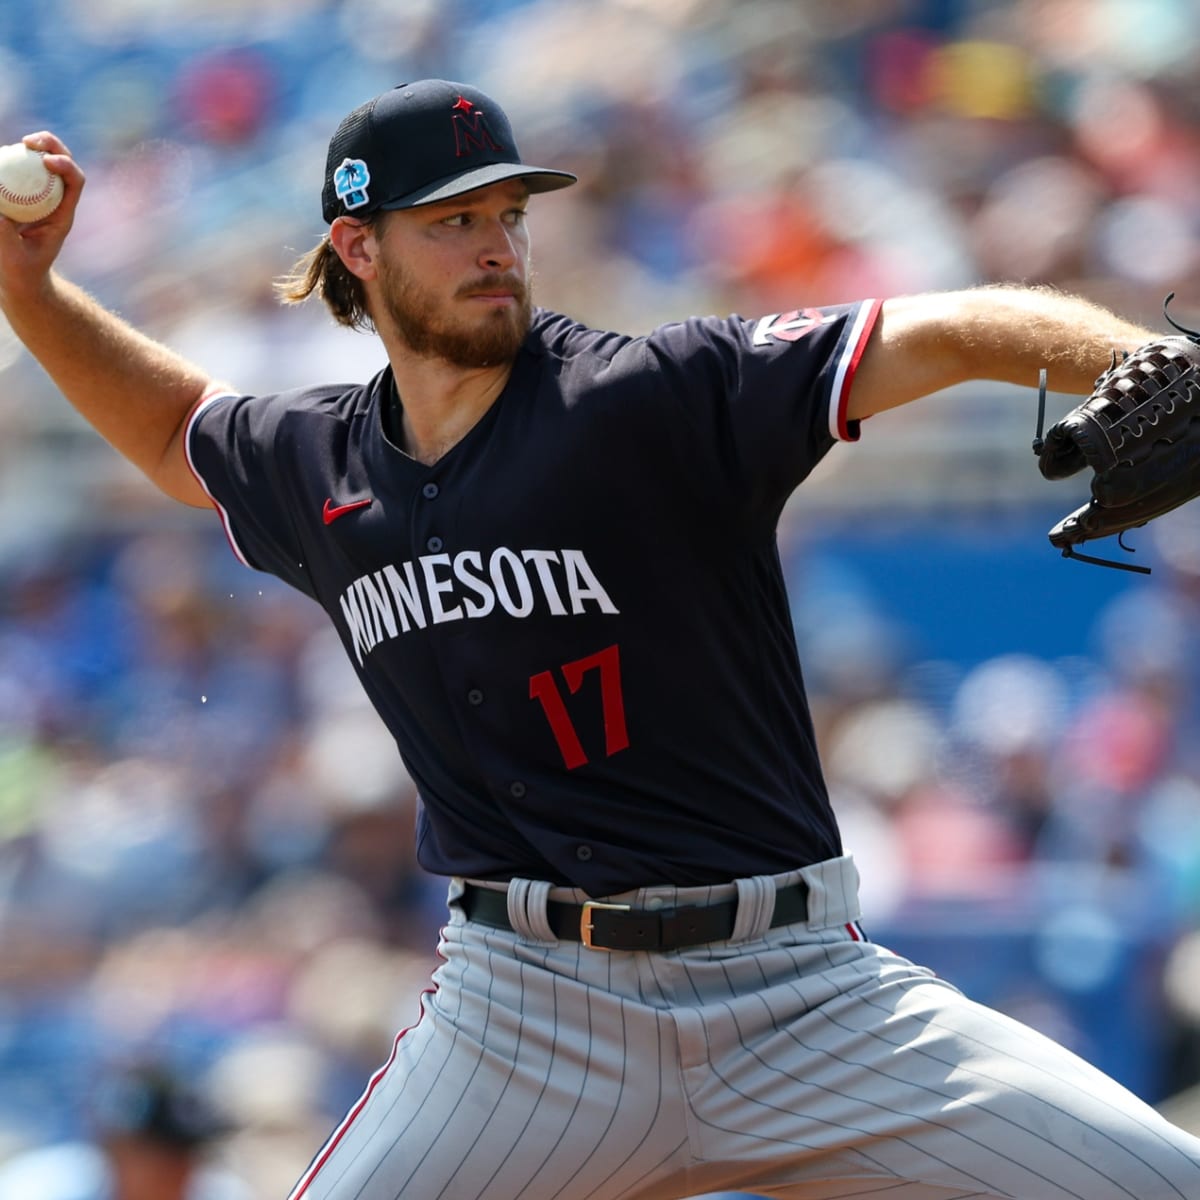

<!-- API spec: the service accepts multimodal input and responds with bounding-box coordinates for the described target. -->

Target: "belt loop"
[800,855,862,929]
[731,875,777,942]
[506,878,556,943]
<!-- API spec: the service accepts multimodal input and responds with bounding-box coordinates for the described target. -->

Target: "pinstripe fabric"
[287,857,1200,1200]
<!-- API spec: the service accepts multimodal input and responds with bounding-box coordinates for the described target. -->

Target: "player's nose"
[476,220,520,272]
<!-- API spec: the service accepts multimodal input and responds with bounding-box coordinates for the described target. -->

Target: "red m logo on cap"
[452,100,503,158]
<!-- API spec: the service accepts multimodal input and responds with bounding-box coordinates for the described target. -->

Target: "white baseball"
[0,143,64,222]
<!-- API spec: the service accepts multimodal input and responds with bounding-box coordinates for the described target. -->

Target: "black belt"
[458,879,810,951]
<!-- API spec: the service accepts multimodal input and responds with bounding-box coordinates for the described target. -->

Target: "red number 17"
[529,643,629,770]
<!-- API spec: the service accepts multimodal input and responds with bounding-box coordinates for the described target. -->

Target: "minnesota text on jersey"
[339,546,619,665]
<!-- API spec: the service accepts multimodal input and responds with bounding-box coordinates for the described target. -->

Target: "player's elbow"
[150,382,231,508]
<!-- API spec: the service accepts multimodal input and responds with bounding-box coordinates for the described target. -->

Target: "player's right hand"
[0,131,84,308]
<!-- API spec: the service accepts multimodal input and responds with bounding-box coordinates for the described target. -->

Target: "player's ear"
[329,216,378,281]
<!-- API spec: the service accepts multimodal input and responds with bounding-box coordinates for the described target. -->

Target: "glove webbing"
[1034,293,1200,576]
[1034,361,1153,574]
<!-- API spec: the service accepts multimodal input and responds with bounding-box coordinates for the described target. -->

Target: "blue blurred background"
[3,0,1200,1196]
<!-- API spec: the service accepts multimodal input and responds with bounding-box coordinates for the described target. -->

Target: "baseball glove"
[1033,295,1200,573]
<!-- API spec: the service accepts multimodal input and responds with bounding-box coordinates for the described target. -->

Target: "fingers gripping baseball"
[2,132,81,222]
[0,131,84,303]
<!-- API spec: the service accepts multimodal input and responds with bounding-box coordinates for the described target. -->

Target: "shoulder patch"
[752,309,835,346]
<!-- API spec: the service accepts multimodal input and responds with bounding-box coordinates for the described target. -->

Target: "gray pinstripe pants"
[287,856,1200,1199]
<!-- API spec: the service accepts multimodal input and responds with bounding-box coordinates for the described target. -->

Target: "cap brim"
[379,163,577,210]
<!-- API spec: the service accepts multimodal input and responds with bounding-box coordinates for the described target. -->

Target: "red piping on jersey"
[182,388,253,570]
[833,297,883,443]
[286,940,445,1200]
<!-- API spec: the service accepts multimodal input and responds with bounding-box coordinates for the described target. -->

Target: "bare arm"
[0,132,221,507]
[847,285,1157,422]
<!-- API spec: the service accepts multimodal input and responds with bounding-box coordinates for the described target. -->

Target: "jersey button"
[509,781,527,798]
[576,845,593,862]
[422,482,439,499]
[426,536,444,552]
[467,688,484,706]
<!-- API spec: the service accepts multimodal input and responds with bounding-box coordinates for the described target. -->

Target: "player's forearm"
[938,285,1155,391]
[3,271,214,505]
[849,285,1157,421]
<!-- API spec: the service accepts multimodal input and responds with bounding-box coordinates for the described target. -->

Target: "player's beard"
[376,256,532,369]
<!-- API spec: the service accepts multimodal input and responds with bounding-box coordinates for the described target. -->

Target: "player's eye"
[504,208,528,226]
[441,213,471,227]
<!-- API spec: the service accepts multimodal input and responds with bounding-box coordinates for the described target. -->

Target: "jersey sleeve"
[643,299,881,520]
[184,387,316,598]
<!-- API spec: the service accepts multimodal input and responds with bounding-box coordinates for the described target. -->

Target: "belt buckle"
[580,900,632,950]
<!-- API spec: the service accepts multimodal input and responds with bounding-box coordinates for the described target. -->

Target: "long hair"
[275,230,375,331]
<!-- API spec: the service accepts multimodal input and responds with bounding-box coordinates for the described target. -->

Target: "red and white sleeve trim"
[828,297,882,443]
[183,385,253,569]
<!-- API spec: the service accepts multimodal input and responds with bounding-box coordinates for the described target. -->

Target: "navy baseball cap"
[91,1065,228,1149]
[321,79,577,224]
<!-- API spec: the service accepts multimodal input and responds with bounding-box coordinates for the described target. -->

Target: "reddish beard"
[376,259,533,368]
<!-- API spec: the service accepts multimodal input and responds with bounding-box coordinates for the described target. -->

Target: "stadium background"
[3,0,1200,1195]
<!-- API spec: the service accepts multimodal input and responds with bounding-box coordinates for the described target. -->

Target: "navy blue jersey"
[186,301,880,895]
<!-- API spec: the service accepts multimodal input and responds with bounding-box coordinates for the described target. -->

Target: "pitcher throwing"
[2,78,1198,1200]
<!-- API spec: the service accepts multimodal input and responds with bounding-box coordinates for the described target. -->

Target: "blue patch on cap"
[334,157,371,210]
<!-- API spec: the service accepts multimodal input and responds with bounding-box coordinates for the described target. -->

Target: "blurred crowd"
[3,0,1200,1196]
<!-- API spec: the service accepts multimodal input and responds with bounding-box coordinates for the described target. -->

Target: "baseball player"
[2,79,1199,1200]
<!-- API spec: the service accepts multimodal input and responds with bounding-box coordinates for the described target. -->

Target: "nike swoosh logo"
[323,497,373,525]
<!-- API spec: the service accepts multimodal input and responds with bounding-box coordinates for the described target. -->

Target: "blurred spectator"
[0,1061,252,1200]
